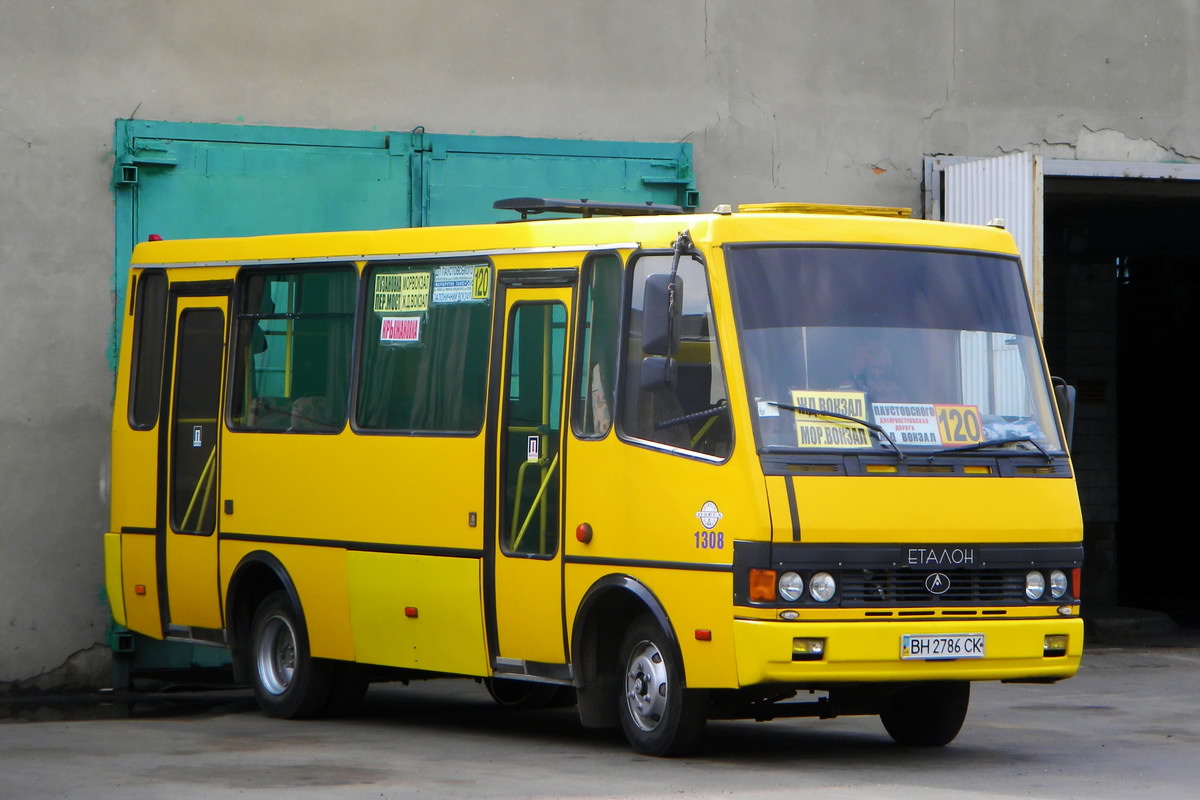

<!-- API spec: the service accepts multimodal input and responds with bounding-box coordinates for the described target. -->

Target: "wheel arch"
[570,574,682,728]
[225,551,304,683]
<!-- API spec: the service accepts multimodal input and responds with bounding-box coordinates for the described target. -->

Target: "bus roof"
[129,205,1020,268]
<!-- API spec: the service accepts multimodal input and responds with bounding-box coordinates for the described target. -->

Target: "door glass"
[171,309,225,535]
[501,302,566,557]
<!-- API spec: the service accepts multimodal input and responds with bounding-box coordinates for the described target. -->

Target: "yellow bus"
[105,198,1083,755]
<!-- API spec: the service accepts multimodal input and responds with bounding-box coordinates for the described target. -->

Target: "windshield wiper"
[767,401,905,463]
[930,436,1053,463]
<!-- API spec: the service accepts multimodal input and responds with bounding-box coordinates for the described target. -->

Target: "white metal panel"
[943,152,1044,326]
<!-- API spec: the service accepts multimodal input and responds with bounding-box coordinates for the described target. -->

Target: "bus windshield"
[726,245,1064,455]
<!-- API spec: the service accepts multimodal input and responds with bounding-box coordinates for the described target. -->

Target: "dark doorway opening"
[1043,177,1200,625]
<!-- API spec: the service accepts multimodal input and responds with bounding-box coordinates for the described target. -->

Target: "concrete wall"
[3,0,1198,690]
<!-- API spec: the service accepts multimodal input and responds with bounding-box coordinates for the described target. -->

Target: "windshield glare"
[727,246,1063,454]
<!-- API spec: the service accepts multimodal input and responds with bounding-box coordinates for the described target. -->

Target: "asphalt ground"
[1,634,1198,800]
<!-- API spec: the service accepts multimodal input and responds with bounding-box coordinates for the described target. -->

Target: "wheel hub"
[625,640,668,732]
[257,615,298,696]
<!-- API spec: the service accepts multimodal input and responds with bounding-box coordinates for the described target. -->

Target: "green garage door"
[113,120,695,356]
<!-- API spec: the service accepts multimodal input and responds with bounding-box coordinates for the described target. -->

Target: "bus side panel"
[564,438,769,690]
[109,288,162,635]
[103,533,126,627]
[566,563,739,689]
[220,434,485,554]
[219,540,354,661]
[346,552,488,676]
[120,533,162,638]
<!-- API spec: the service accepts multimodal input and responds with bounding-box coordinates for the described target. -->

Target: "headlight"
[778,571,804,602]
[809,572,836,603]
[1025,570,1046,600]
[1049,569,1069,599]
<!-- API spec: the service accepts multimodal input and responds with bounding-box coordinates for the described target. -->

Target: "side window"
[128,271,168,429]
[620,254,731,458]
[356,262,492,433]
[571,253,621,438]
[229,266,356,432]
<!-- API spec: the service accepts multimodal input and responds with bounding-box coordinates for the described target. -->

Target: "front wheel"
[616,615,707,756]
[249,590,334,719]
[880,681,970,746]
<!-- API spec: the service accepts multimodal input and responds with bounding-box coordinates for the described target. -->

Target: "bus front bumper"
[732,615,1083,686]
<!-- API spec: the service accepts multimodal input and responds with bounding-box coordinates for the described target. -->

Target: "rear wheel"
[249,590,334,719]
[880,681,970,746]
[616,615,707,756]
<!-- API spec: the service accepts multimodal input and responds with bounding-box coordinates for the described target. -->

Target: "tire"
[484,677,564,709]
[249,590,334,719]
[616,614,707,756]
[880,681,970,746]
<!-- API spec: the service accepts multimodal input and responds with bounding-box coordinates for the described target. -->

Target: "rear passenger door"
[163,291,229,631]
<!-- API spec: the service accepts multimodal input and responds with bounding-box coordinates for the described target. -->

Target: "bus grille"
[839,568,1025,605]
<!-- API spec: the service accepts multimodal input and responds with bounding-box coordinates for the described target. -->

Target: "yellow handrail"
[511,452,559,554]
[180,444,217,532]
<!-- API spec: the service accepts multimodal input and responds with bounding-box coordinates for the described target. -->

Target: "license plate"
[901,633,985,660]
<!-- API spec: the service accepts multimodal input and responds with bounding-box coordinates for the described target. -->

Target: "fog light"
[1025,570,1046,601]
[1044,634,1069,657]
[809,572,836,603]
[778,571,804,602]
[1049,569,1068,599]
[792,637,826,661]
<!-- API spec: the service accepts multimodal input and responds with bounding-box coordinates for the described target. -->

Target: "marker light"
[778,571,804,602]
[1025,570,1046,601]
[1049,569,1069,599]
[809,572,836,603]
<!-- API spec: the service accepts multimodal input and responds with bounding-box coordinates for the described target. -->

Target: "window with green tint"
[620,254,731,458]
[229,266,356,432]
[571,253,622,438]
[356,262,492,432]
[128,271,168,429]
[501,302,566,557]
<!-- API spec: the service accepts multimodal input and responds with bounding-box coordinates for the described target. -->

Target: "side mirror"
[642,273,683,356]
[641,355,677,391]
[1051,376,1076,450]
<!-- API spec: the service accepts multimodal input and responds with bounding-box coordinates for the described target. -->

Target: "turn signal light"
[749,569,776,602]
